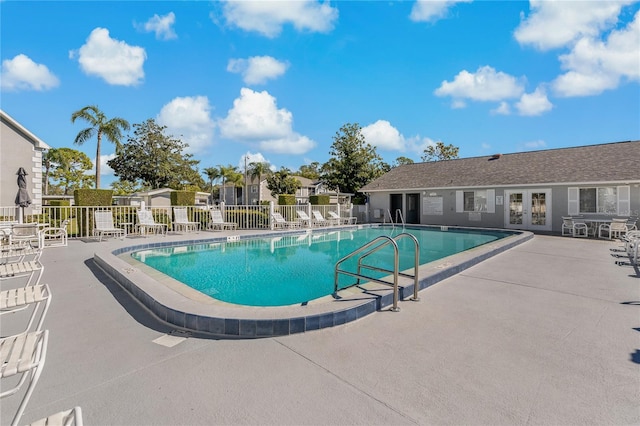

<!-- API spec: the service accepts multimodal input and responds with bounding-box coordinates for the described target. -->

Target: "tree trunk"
[95,131,102,189]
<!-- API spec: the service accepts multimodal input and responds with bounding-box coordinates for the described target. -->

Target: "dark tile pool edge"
[93,228,532,338]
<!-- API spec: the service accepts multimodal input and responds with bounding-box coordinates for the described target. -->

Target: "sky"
[1,0,639,189]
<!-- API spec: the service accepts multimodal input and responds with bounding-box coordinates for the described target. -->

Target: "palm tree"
[71,105,130,189]
[227,171,244,205]
[248,161,272,204]
[219,165,238,204]
[203,166,221,205]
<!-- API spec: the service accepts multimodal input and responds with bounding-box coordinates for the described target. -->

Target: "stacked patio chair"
[613,230,640,268]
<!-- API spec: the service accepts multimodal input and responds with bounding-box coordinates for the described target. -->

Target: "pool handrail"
[334,232,420,312]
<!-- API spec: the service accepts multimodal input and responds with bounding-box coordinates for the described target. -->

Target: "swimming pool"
[131,226,514,307]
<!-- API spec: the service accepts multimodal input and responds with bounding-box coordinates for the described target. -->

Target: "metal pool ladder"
[333,233,420,312]
[383,208,406,228]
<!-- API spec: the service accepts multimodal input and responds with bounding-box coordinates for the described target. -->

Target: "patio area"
[1,232,638,425]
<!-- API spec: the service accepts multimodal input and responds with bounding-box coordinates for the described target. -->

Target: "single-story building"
[0,110,50,217]
[360,140,640,234]
[126,188,209,207]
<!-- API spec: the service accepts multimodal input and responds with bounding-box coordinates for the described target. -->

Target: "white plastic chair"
[0,258,44,287]
[94,211,125,242]
[208,210,237,231]
[1,330,49,426]
[41,219,69,247]
[173,207,200,233]
[599,218,629,240]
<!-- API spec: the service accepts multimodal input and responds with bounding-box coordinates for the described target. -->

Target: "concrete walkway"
[1,233,638,425]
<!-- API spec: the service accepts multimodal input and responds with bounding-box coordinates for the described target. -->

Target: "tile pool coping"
[93,225,533,338]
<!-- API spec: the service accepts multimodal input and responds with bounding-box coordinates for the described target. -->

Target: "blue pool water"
[131,227,513,307]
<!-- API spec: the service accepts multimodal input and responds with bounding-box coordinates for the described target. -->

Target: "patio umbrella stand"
[15,167,32,223]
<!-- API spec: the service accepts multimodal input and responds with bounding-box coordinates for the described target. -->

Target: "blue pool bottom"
[94,226,533,338]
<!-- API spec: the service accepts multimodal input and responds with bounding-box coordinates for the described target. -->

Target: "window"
[464,190,487,212]
[251,185,258,194]
[456,190,495,213]
[568,186,630,215]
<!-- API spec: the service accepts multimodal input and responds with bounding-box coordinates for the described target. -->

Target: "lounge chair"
[1,329,49,426]
[0,258,44,287]
[136,209,167,236]
[94,211,125,242]
[311,210,333,226]
[327,211,356,225]
[296,210,313,227]
[0,284,51,334]
[208,210,237,231]
[173,207,200,233]
[29,406,83,426]
[272,212,301,230]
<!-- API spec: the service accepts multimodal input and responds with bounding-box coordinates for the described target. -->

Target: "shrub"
[278,194,296,205]
[171,191,195,206]
[309,194,330,205]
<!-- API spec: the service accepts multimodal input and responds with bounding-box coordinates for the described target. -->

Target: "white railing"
[1,202,359,239]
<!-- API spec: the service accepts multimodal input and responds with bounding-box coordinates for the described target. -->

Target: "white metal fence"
[0,203,359,239]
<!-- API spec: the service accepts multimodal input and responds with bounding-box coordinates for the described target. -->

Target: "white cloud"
[0,54,59,91]
[434,65,525,103]
[157,96,215,153]
[218,88,316,155]
[361,120,404,151]
[491,101,511,115]
[70,27,146,86]
[515,87,553,116]
[551,10,640,97]
[238,151,274,171]
[137,12,177,40]
[514,0,633,51]
[218,0,338,38]
[99,153,115,176]
[409,0,472,23]
[227,56,289,85]
[361,120,436,157]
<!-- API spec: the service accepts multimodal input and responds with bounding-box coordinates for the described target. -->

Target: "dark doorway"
[390,194,403,222]
[406,193,420,224]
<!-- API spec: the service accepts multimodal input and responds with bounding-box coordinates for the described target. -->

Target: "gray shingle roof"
[361,140,640,191]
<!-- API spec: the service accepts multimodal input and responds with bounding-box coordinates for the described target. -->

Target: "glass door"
[504,189,552,231]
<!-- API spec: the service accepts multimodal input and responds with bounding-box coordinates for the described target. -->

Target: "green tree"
[297,161,321,179]
[203,167,221,204]
[320,123,390,199]
[110,179,142,196]
[71,105,130,189]
[393,156,415,167]
[248,161,272,182]
[218,165,240,204]
[421,141,460,162]
[107,119,201,190]
[266,168,302,197]
[45,147,94,195]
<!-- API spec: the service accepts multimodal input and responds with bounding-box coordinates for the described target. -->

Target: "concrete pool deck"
[1,231,638,425]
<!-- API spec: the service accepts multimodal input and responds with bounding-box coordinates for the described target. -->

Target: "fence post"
[269,201,275,230]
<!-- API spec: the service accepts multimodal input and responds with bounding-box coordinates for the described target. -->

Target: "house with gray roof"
[360,140,640,234]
